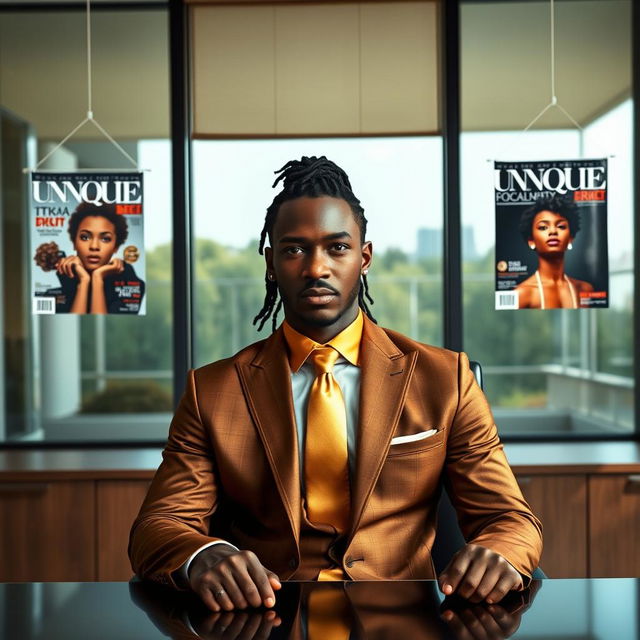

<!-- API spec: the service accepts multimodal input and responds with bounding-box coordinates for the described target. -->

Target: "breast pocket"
[386,428,446,457]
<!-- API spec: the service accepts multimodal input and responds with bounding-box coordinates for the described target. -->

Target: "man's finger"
[485,574,520,605]
[199,586,222,613]
[218,573,249,610]
[469,564,504,602]
[268,572,282,594]
[439,549,473,595]
[245,561,278,608]
[233,565,265,609]
[213,587,237,612]
[455,557,489,601]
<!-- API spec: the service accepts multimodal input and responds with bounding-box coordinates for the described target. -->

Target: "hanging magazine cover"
[31,172,145,315]
[494,159,609,310]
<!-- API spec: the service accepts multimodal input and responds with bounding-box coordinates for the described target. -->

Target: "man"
[129,156,542,613]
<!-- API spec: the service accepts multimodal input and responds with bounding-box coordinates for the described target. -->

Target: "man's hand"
[188,544,281,612]
[438,544,523,603]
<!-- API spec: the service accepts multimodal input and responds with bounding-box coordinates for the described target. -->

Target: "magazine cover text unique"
[31,172,145,315]
[494,159,608,310]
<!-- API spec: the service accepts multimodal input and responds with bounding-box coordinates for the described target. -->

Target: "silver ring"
[214,588,226,598]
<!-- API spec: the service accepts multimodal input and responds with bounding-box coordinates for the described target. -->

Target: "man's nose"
[302,249,330,279]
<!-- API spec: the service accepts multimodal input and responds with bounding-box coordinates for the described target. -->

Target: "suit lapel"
[350,318,418,537]
[236,328,301,543]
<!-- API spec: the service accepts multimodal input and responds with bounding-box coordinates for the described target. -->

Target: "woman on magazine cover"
[47,202,145,314]
[515,195,593,309]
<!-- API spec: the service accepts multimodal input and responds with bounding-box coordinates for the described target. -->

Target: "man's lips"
[300,287,338,305]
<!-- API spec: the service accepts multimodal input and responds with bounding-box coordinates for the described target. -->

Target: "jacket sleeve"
[128,369,226,589]
[443,352,543,581]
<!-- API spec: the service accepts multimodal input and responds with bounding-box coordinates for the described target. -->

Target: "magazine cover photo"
[494,159,609,310]
[31,172,145,315]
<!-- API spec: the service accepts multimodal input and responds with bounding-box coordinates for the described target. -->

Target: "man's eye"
[332,243,349,251]
[284,246,303,254]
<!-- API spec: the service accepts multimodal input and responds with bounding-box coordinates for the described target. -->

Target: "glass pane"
[193,138,443,366]
[461,0,633,436]
[0,9,172,443]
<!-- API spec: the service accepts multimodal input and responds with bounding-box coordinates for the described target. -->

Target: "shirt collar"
[282,310,364,372]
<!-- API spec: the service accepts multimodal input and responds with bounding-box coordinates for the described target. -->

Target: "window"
[192,137,444,366]
[0,7,172,442]
[460,0,633,435]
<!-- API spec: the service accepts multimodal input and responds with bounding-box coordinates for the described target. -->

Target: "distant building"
[416,226,478,260]
[416,228,442,259]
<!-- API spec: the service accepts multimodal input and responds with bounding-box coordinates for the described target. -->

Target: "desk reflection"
[2,579,638,638]
[129,580,541,640]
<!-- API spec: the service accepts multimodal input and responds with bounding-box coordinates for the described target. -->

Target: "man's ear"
[264,246,274,278]
[361,241,373,272]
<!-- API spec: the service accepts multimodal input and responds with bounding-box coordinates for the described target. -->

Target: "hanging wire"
[523,0,582,132]
[87,0,93,118]
[27,0,138,172]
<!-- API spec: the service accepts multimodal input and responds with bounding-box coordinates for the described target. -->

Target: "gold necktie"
[305,346,350,533]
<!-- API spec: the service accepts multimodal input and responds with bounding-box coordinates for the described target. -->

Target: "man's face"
[265,196,372,340]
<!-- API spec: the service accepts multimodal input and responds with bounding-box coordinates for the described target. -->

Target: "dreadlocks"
[253,155,376,332]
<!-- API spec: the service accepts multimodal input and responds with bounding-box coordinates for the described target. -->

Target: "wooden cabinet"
[0,480,95,582]
[589,474,640,577]
[515,471,640,579]
[516,474,587,578]
[0,477,150,582]
[1,446,639,582]
[96,480,151,581]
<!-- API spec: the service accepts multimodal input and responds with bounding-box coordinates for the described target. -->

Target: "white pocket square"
[390,429,438,445]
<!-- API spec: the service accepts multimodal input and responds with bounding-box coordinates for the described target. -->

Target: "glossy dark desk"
[2,579,638,639]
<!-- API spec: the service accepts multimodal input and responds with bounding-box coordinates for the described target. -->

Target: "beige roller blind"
[191,1,440,137]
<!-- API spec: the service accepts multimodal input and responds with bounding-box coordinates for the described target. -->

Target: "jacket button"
[346,558,354,568]
[288,557,297,569]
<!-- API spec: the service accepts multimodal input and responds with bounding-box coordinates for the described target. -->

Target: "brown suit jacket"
[129,317,542,589]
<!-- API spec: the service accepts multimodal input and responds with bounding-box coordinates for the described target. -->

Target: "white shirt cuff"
[179,540,240,583]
